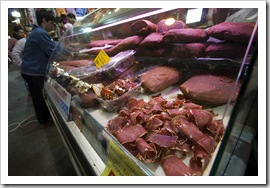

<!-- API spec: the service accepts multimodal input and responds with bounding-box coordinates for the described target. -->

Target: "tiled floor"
[8,64,77,176]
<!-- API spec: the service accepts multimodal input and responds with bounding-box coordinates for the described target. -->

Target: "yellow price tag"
[101,140,146,176]
[94,50,110,69]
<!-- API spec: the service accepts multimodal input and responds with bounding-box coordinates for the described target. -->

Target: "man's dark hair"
[61,14,69,24]
[13,25,24,39]
[14,25,23,33]
[67,13,76,19]
[57,14,69,24]
[55,16,63,24]
[36,9,55,25]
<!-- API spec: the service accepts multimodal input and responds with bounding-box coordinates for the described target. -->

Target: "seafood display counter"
[43,8,258,176]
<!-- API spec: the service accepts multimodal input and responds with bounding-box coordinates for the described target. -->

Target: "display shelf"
[44,86,106,175]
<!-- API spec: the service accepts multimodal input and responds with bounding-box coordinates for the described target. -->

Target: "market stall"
[43,8,258,176]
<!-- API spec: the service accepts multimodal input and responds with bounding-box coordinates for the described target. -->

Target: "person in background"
[55,16,65,39]
[60,13,69,24]
[13,25,25,40]
[21,9,56,124]
[8,37,18,65]
[65,13,76,36]
[11,25,32,66]
[11,25,32,95]
[67,12,76,25]
[8,26,24,65]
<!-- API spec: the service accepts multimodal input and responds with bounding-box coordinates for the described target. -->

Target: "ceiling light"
[12,11,21,18]
[186,8,203,24]
[11,19,20,23]
[165,18,176,26]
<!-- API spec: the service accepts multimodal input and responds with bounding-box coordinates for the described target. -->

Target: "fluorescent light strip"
[87,8,177,33]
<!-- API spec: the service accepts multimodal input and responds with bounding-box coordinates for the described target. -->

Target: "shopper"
[8,26,24,64]
[67,12,76,24]
[8,37,17,65]
[55,16,67,38]
[21,9,56,124]
[13,25,25,40]
[65,13,76,35]
[11,25,32,66]
[11,25,32,95]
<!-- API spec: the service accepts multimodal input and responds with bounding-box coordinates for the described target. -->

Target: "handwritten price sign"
[94,50,110,68]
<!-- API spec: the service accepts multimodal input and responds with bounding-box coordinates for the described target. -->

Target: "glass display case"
[43,8,258,176]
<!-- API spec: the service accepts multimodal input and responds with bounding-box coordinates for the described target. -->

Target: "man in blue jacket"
[21,9,56,124]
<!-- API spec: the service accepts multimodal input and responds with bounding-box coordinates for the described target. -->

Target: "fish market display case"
[43,8,258,176]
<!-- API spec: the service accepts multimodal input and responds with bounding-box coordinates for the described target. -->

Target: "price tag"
[101,140,146,176]
[94,49,110,68]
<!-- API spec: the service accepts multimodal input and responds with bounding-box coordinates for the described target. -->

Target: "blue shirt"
[21,24,56,76]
